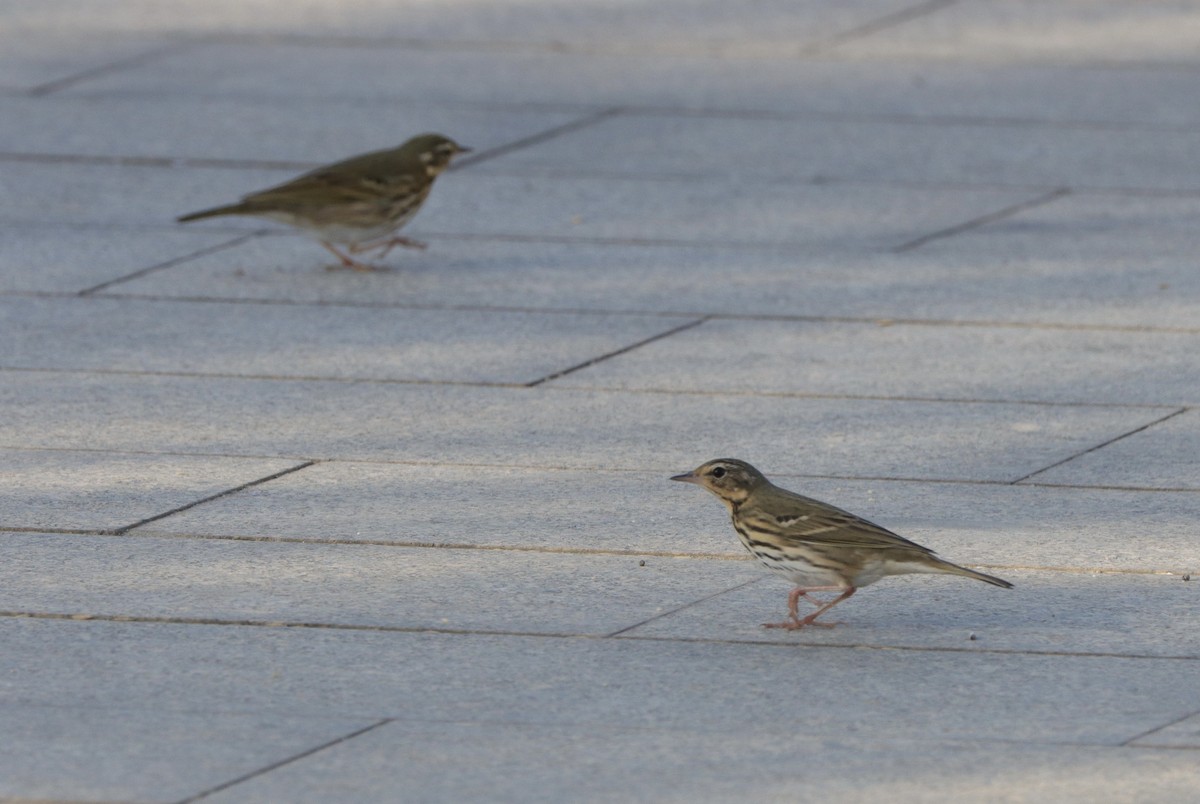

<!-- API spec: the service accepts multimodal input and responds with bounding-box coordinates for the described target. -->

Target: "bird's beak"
[456,146,473,154]
[670,471,701,484]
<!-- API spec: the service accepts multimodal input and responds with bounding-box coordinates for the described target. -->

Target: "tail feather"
[938,559,1014,589]
[177,203,249,223]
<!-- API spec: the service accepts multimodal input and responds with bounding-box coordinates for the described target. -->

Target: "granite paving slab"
[2,618,1196,746]
[10,0,914,51]
[0,295,696,384]
[0,532,763,635]
[0,371,1169,482]
[828,0,1200,64]
[0,448,303,532]
[58,42,1200,127]
[1028,408,1200,491]
[136,462,1200,572]
[0,29,183,93]
[0,704,376,803]
[204,720,1200,804]
[105,229,1200,331]
[0,223,243,294]
[484,111,1200,192]
[0,93,585,162]
[549,317,1200,406]
[624,569,1200,659]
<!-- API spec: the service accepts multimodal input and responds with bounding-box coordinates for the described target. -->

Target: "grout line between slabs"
[111,460,318,534]
[175,718,394,803]
[1011,408,1190,484]
[801,0,959,57]
[606,577,763,637]
[526,317,709,386]
[450,106,625,171]
[1119,708,1200,747]
[893,188,1071,252]
[3,610,1199,662]
[79,231,267,295]
[25,41,196,97]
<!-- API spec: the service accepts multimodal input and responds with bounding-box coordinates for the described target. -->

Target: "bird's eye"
[711,466,726,478]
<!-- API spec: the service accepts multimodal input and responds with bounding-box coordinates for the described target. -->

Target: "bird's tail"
[934,558,1014,589]
[177,202,250,223]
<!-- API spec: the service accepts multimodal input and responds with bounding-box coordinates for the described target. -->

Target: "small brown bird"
[672,458,1012,630]
[177,133,470,270]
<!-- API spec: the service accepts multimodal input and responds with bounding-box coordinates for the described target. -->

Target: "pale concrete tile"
[10,0,908,51]
[0,371,1166,482]
[0,224,240,293]
[0,94,582,161]
[487,111,1200,192]
[550,317,1200,406]
[140,462,1200,573]
[0,704,374,803]
[626,569,1200,659]
[209,720,1200,804]
[0,533,763,635]
[171,171,1038,249]
[112,232,1200,331]
[1028,408,1200,490]
[0,448,302,532]
[0,296,694,384]
[829,0,1200,64]
[50,42,1200,127]
[3,618,1197,745]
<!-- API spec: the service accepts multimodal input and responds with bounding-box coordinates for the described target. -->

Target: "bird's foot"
[761,617,839,631]
[350,236,427,258]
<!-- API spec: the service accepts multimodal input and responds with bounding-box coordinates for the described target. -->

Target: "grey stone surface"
[0,448,301,531]
[627,569,1200,659]
[0,295,695,384]
[138,462,1200,572]
[209,721,1200,803]
[2,618,1197,745]
[0,370,1167,482]
[1029,408,1200,490]
[0,94,582,161]
[550,317,1200,406]
[3,0,1199,799]
[486,111,1200,192]
[0,704,375,802]
[0,223,244,293]
[58,41,1200,127]
[0,532,762,635]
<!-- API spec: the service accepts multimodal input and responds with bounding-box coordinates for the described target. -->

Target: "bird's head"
[406,133,471,176]
[671,458,769,506]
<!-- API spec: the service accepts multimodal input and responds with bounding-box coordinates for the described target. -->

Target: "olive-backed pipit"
[178,133,470,271]
[672,458,1012,629]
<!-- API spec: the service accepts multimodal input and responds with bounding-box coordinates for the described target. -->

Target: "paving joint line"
[605,577,765,637]
[3,611,1198,662]
[449,106,625,172]
[175,718,394,803]
[526,317,709,386]
[110,460,319,534]
[893,187,1071,252]
[800,0,959,57]
[79,231,267,295]
[1118,708,1200,747]
[26,41,194,97]
[1011,407,1190,484]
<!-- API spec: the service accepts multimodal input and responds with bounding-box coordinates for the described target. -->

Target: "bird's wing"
[738,490,936,554]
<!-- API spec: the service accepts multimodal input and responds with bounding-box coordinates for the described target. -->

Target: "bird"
[177,133,470,271]
[671,458,1012,630]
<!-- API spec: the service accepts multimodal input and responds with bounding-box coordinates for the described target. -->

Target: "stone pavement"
[2,1,1199,801]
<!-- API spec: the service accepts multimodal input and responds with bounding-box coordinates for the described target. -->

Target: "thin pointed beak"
[670,472,700,484]
[456,146,473,154]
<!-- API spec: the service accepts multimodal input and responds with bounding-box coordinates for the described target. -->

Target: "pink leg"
[763,586,856,630]
[349,235,428,258]
[320,242,376,272]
